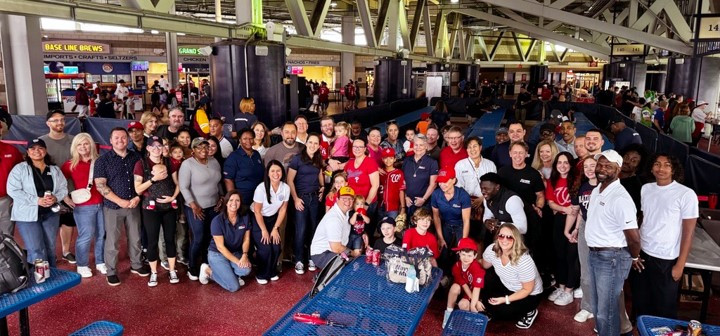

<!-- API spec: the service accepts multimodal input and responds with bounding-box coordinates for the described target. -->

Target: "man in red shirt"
[318,82,330,114]
[0,126,24,235]
[379,148,406,220]
[439,126,468,169]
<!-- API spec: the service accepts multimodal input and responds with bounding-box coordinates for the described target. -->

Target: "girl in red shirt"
[325,172,348,212]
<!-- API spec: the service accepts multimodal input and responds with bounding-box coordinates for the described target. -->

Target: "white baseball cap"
[594,149,623,167]
[697,101,708,106]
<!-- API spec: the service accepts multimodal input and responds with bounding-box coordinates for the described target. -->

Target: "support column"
[236,0,263,26]
[341,15,356,91]
[165,32,179,89]
[215,0,223,42]
[0,15,46,115]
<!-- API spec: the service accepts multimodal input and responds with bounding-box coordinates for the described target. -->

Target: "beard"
[284,138,296,146]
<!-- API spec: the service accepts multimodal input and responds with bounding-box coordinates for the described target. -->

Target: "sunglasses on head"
[497,234,514,241]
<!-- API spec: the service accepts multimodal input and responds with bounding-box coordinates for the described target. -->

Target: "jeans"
[588,248,632,336]
[207,250,251,292]
[185,206,217,275]
[17,213,60,267]
[73,204,105,267]
[577,218,594,313]
[440,223,464,276]
[293,193,319,264]
[252,214,280,280]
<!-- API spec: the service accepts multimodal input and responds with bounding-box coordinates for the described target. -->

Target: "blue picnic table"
[264,258,442,336]
[637,315,720,336]
[0,268,81,336]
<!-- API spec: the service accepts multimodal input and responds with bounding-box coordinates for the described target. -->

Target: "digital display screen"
[131,61,149,71]
[63,66,79,74]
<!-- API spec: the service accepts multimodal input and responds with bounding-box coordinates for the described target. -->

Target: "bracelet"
[505,295,510,305]
[632,257,639,261]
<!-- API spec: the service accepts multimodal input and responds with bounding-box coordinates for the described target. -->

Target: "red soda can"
[365,247,374,263]
[372,249,381,266]
[34,259,45,283]
[43,261,51,278]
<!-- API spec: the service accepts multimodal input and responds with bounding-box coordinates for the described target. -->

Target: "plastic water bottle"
[405,267,417,293]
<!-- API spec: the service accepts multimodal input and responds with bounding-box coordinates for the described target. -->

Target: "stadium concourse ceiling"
[3,0,717,62]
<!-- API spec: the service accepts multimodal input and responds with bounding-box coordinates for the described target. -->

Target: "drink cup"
[709,193,718,209]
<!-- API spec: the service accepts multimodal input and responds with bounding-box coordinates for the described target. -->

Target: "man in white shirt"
[114,79,129,101]
[691,101,709,146]
[632,153,698,319]
[310,186,355,270]
[585,150,641,336]
[159,75,170,91]
[208,117,234,158]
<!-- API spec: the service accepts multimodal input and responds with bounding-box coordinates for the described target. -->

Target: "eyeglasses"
[497,234,515,241]
[148,144,163,149]
[47,119,64,123]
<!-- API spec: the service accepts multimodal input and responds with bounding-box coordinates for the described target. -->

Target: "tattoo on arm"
[95,178,110,196]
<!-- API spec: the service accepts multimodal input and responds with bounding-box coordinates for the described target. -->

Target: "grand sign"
[43,40,111,54]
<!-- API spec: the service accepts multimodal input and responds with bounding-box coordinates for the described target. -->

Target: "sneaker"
[63,252,77,264]
[199,264,210,285]
[554,291,574,306]
[148,273,158,287]
[177,258,188,266]
[442,310,452,328]
[256,277,268,285]
[131,265,151,277]
[160,261,170,271]
[270,275,280,281]
[573,288,583,299]
[106,275,121,286]
[238,277,245,287]
[548,287,563,301]
[96,263,107,275]
[169,271,180,284]
[574,309,594,323]
[188,271,199,281]
[515,309,538,329]
[440,276,451,288]
[308,260,317,272]
[76,266,92,278]
[295,261,305,275]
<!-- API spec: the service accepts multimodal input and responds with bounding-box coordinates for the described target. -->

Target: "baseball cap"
[540,123,555,134]
[128,121,143,131]
[46,110,65,121]
[147,136,163,147]
[609,114,625,124]
[496,127,508,135]
[381,147,396,158]
[594,149,623,167]
[436,168,456,183]
[452,237,478,252]
[380,216,396,226]
[27,138,47,150]
[339,186,355,197]
[697,100,709,106]
[191,137,209,149]
[420,112,430,120]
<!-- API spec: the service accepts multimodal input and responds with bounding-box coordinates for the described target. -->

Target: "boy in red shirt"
[379,148,406,220]
[402,207,439,267]
[443,237,486,327]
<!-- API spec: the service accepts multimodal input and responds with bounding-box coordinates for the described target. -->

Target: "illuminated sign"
[698,16,720,39]
[612,44,645,56]
[179,47,201,55]
[43,40,111,54]
[63,66,79,74]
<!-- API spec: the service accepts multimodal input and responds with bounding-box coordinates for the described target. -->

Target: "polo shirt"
[288,154,321,194]
[345,157,379,201]
[311,203,350,256]
[614,127,642,152]
[0,142,23,198]
[251,182,290,217]
[431,186,471,227]
[555,139,577,158]
[454,157,497,198]
[439,146,469,169]
[232,112,258,132]
[402,154,439,199]
[640,181,698,260]
[224,148,264,204]
[584,179,638,248]
[402,228,439,258]
[94,149,141,209]
[209,213,252,253]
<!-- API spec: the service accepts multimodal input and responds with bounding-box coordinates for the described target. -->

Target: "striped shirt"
[482,244,543,295]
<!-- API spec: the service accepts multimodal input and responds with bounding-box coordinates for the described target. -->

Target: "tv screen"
[131,61,149,71]
[63,66,79,74]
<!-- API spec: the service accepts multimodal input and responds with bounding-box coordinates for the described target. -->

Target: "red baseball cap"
[128,121,143,131]
[420,112,430,120]
[452,237,478,252]
[381,147,396,158]
[436,168,456,183]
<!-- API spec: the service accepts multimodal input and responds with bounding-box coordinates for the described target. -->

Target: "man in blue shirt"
[609,115,642,152]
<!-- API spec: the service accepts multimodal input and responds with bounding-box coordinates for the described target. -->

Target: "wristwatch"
[505,295,510,305]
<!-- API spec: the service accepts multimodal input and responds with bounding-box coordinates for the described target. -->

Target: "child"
[416,113,431,135]
[443,237,486,328]
[310,91,321,115]
[379,148,405,220]
[169,143,185,171]
[403,129,415,157]
[325,171,348,212]
[402,208,439,267]
[331,121,351,162]
[373,216,401,253]
[348,195,370,257]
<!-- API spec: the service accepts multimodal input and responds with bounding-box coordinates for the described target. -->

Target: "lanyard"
[411,156,425,178]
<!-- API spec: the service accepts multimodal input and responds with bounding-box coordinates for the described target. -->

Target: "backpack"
[309,254,348,297]
[140,157,176,212]
[0,234,31,295]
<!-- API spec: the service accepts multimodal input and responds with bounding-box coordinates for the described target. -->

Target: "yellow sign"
[612,44,645,56]
[698,17,720,40]
[43,40,111,54]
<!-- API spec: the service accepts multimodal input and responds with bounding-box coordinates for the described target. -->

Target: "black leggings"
[481,267,541,320]
[143,209,177,262]
[553,214,580,289]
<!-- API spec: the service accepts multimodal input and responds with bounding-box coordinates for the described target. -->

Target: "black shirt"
[498,165,545,206]
[96,101,116,118]
[373,235,401,254]
[155,125,198,143]
[620,175,643,214]
[31,165,54,215]
[94,150,142,209]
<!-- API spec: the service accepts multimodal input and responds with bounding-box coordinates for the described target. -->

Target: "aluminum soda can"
[366,247,374,263]
[34,259,45,283]
[372,249,381,266]
[688,320,702,336]
[43,261,50,278]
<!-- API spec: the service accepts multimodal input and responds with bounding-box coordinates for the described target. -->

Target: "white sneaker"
[188,272,199,281]
[238,277,245,287]
[548,287,563,301]
[76,266,92,278]
[295,261,305,275]
[573,288,583,299]
[574,309,594,323]
[554,291,574,306]
[308,260,317,272]
[169,270,180,284]
[96,263,107,275]
[270,275,280,281]
[442,310,452,328]
[148,273,158,287]
[256,277,268,285]
[199,263,210,285]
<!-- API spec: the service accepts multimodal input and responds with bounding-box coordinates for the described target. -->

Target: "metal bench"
[442,310,489,336]
[69,321,123,336]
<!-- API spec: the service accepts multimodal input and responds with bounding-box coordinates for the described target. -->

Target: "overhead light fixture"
[330,2,337,7]
[177,32,186,36]
[151,30,159,34]
[450,0,459,3]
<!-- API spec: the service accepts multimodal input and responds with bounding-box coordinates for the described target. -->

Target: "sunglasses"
[497,234,515,241]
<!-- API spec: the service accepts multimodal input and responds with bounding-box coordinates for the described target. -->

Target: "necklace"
[412,156,424,178]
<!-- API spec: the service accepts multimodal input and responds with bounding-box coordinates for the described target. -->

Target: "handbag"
[70,160,94,204]
[0,234,30,295]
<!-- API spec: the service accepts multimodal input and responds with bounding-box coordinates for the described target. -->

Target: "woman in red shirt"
[345,138,380,235]
[61,133,106,278]
[545,151,577,307]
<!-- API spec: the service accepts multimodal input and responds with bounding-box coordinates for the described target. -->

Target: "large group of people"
[0,87,704,335]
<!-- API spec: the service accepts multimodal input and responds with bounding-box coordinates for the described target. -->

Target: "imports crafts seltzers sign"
[43,40,111,54]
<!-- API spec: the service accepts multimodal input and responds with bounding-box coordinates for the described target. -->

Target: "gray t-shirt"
[179,157,222,208]
[40,134,74,166]
[263,142,303,171]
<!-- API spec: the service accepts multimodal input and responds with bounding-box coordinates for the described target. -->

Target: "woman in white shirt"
[455,136,497,246]
[251,160,290,284]
[252,121,270,157]
[482,223,543,329]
